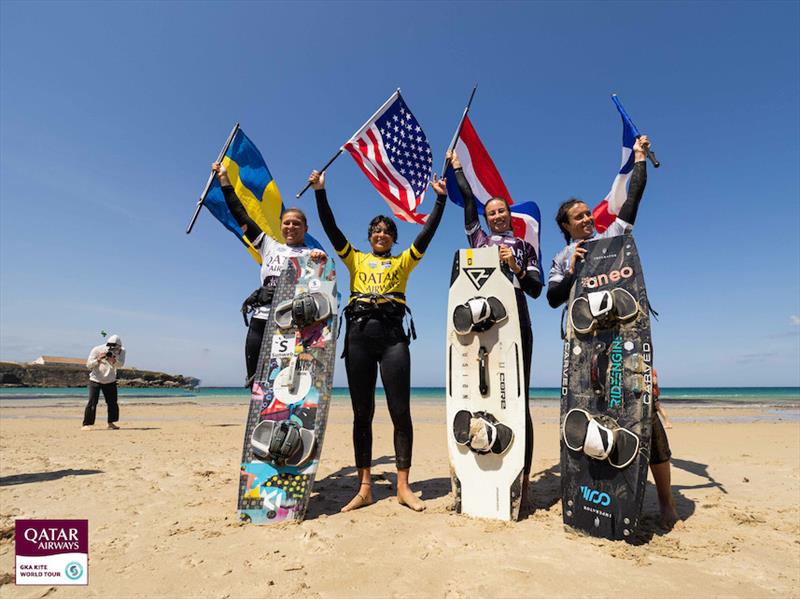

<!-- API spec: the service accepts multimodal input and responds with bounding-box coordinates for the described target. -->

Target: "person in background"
[82,334,126,430]
[653,368,673,429]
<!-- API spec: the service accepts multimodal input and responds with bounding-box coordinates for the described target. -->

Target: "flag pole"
[186,122,240,234]
[294,148,344,199]
[611,94,660,168]
[296,89,402,198]
[441,84,478,175]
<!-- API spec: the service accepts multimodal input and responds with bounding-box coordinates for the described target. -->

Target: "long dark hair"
[367,215,397,242]
[555,198,585,243]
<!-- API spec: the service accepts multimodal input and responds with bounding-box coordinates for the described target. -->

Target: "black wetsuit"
[316,188,446,470]
[455,168,542,477]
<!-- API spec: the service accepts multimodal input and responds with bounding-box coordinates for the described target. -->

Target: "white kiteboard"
[446,247,526,521]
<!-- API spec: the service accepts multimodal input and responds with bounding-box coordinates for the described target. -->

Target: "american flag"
[343,91,432,224]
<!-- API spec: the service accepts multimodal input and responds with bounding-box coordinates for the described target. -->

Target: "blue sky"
[1,1,798,387]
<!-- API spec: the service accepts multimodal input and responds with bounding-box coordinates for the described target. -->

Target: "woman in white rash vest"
[212,162,327,386]
[546,135,679,529]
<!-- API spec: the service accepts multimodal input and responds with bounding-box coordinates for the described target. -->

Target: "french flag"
[593,96,639,233]
[444,115,542,263]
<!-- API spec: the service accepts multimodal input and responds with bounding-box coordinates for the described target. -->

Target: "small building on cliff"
[30,356,86,366]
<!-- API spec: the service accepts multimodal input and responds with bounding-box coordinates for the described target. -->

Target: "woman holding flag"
[307,169,448,513]
[211,163,326,386]
[447,148,542,503]
[546,135,650,308]
[545,135,679,529]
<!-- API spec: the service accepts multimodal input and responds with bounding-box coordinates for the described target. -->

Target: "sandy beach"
[0,399,798,598]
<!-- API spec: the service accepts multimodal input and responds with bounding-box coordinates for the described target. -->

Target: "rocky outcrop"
[0,362,199,389]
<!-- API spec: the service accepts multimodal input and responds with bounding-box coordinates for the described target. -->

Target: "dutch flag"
[444,115,542,264]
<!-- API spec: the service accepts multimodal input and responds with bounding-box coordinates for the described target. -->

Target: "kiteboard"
[238,255,338,524]
[560,233,652,540]
[446,247,526,521]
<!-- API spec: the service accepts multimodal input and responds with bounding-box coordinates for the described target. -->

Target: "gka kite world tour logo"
[15,520,88,585]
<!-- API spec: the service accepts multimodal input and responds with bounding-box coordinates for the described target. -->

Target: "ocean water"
[1,386,798,407]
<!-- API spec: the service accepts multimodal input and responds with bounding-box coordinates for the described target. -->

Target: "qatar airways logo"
[23,527,80,551]
[15,519,88,585]
[582,266,634,289]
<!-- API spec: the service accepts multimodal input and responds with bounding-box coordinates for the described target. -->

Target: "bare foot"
[659,504,679,530]
[340,483,373,512]
[397,486,425,512]
[107,423,120,430]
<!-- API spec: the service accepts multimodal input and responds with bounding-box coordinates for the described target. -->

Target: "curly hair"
[367,215,397,242]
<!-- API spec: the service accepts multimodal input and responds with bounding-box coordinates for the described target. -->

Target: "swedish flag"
[204,129,318,264]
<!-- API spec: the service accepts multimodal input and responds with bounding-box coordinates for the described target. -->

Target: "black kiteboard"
[560,234,653,541]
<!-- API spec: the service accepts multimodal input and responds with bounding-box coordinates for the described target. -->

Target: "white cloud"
[791,315,800,326]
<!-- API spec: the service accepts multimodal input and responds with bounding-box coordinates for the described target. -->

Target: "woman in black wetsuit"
[447,149,543,503]
[308,169,448,512]
[546,135,678,529]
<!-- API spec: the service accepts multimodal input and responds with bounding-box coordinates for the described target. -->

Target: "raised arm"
[308,170,348,253]
[212,163,264,241]
[448,150,480,229]
[617,136,649,226]
[412,176,448,253]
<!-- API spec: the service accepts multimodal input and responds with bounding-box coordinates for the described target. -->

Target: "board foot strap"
[453,410,513,456]
[563,408,639,469]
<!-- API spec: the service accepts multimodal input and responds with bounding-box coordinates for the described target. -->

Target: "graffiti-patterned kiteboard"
[238,255,337,524]
[560,234,653,541]
[446,247,526,521]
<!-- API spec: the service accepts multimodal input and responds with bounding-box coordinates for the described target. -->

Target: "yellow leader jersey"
[337,241,424,304]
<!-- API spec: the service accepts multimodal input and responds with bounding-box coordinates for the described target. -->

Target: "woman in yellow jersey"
[308,169,448,512]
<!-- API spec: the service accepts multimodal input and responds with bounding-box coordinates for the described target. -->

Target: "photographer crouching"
[82,334,126,430]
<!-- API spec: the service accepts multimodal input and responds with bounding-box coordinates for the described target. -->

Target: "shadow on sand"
[306,456,450,519]
[631,456,726,544]
[0,469,103,487]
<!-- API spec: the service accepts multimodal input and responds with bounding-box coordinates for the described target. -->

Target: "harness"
[240,285,274,327]
[343,292,416,337]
